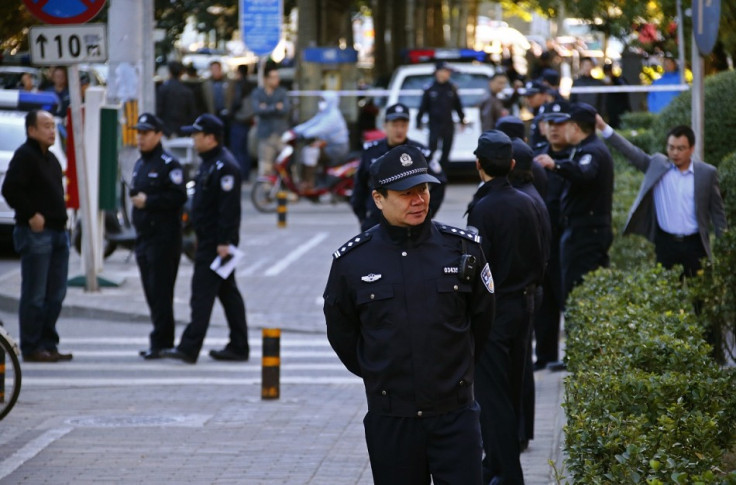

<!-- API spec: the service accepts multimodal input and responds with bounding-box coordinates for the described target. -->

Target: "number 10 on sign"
[29,24,108,66]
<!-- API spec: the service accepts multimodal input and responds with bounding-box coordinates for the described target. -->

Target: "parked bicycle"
[0,321,21,421]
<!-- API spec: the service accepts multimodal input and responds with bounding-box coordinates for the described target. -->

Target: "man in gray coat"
[596,115,727,276]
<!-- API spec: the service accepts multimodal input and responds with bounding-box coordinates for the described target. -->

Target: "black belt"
[657,228,699,243]
[366,385,473,418]
[562,214,611,228]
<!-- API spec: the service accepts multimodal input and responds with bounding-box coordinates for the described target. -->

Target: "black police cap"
[181,114,224,136]
[385,103,411,122]
[495,116,525,140]
[541,68,560,87]
[511,137,534,171]
[523,80,547,96]
[435,61,453,72]
[134,112,164,132]
[474,130,513,161]
[370,145,440,191]
[567,102,597,126]
[542,100,571,124]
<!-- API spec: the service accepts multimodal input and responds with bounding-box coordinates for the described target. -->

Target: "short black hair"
[168,61,184,78]
[573,120,595,135]
[209,60,222,68]
[666,125,695,147]
[478,156,513,177]
[491,72,508,81]
[25,110,40,133]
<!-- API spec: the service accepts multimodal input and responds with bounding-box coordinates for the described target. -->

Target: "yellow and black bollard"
[0,346,5,403]
[276,191,287,228]
[261,328,281,400]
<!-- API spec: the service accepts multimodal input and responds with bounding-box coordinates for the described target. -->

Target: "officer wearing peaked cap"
[324,144,495,485]
[352,103,446,231]
[131,113,187,360]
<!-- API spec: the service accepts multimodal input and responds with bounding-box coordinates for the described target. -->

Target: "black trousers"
[178,256,249,360]
[654,228,707,278]
[534,233,562,365]
[560,225,613,302]
[135,231,181,350]
[428,129,454,172]
[476,294,532,485]
[363,403,483,485]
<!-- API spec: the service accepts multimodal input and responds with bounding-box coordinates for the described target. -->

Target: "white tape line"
[264,232,329,276]
[0,427,73,480]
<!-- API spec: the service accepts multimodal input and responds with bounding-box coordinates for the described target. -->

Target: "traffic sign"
[29,24,108,66]
[241,0,282,56]
[692,0,721,56]
[23,0,106,25]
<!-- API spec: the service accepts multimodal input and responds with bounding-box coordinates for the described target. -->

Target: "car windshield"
[398,72,490,109]
[0,120,26,151]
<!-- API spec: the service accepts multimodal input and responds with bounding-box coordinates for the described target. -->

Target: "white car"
[379,62,495,167]
[0,92,67,240]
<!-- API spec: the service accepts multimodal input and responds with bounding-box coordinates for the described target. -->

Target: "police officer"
[416,61,466,171]
[535,102,614,302]
[324,145,495,485]
[352,103,446,231]
[522,80,549,148]
[496,114,548,200]
[130,113,187,359]
[162,114,250,364]
[466,131,545,485]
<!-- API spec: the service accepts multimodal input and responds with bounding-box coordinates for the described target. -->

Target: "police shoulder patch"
[220,174,235,192]
[579,153,593,166]
[436,223,481,243]
[333,232,372,259]
[169,168,184,185]
[363,139,380,150]
[481,263,494,294]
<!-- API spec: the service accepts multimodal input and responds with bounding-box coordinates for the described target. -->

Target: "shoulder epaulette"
[436,223,481,243]
[363,139,381,150]
[162,153,174,164]
[333,232,372,259]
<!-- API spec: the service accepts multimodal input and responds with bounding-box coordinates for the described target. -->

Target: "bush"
[650,70,736,167]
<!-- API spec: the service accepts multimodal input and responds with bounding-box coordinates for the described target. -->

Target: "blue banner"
[241,0,281,56]
[303,48,358,64]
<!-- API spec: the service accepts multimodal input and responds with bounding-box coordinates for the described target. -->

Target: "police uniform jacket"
[533,142,571,232]
[2,138,67,230]
[130,143,187,237]
[323,216,495,417]
[466,177,546,294]
[351,138,445,228]
[191,145,241,258]
[551,133,614,229]
[417,81,465,136]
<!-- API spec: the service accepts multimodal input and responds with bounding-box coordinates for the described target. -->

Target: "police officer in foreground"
[324,145,495,485]
[162,114,250,364]
[535,102,614,302]
[130,113,187,360]
[416,61,466,171]
[352,103,446,231]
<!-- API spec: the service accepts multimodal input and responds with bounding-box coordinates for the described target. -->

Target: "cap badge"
[552,104,561,112]
[141,115,148,122]
[395,106,404,113]
[400,153,413,167]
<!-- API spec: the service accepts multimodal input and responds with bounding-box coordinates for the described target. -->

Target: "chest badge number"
[361,273,382,283]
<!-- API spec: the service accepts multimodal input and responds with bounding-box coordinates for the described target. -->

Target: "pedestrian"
[156,61,197,137]
[602,63,631,129]
[570,57,604,113]
[290,91,349,191]
[201,60,235,144]
[162,114,249,364]
[535,103,614,301]
[129,113,187,360]
[466,130,545,484]
[532,103,573,372]
[416,61,466,171]
[647,54,682,114]
[522,80,549,148]
[229,64,257,180]
[479,72,509,132]
[1,110,72,362]
[351,103,446,231]
[45,67,70,118]
[19,72,37,93]
[324,145,495,485]
[595,116,726,276]
[252,66,291,176]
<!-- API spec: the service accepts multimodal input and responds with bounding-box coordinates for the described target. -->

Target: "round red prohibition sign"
[23,0,106,25]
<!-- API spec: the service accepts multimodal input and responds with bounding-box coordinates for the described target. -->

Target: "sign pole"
[68,64,100,291]
[691,33,705,162]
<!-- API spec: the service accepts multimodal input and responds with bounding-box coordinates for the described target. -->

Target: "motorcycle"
[250,131,359,213]
[72,179,197,262]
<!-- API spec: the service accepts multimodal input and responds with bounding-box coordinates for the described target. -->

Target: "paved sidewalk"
[0,183,567,483]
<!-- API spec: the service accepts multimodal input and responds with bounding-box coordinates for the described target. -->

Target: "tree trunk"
[373,0,389,81]
[392,2,407,70]
[426,0,444,47]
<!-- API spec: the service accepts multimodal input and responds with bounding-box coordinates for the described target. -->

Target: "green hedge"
[649,70,736,167]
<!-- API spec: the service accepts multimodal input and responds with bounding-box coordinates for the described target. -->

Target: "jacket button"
[453,285,459,291]
[401,251,407,256]
[381,390,387,396]
[459,380,465,386]
[417,411,423,417]
[370,294,375,300]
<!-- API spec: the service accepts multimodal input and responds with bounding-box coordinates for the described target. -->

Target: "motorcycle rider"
[287,91,349,191]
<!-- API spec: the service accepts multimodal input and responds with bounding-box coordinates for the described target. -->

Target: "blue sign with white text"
[692,0,721,56]
[241,0,281,56]
[303,48,358,64]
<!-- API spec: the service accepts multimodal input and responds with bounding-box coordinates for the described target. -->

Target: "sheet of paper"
[209,245,245,279]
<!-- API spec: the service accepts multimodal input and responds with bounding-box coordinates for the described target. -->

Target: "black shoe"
[50,350,73,361]
[160,348,197,364]
[533,361,548,372]
[140,348,171,360]
[547,360,567,372]
[23,350,59,363]
[209,348,249,362]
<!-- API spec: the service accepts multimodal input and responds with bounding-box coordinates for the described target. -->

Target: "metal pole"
[676,0,686,85]
[691,32,705,161]
[141,0,156,113]
[68,64,99,291]
[277,191,287,228]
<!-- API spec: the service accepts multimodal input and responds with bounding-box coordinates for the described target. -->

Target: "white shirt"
[653,160,698,236]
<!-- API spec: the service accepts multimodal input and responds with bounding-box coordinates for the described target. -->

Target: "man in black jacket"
[162,114,249,364]
[130,113,187,359]
[1,110,72,363]
[325,145,495,485]
[416,61,466,171]
[156,61,197,137]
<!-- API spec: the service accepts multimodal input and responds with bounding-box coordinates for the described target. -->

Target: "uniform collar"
[140,143,164,160]
[379,213,432,245]
[199,145,223,163]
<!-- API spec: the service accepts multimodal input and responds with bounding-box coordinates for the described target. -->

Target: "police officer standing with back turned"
[130,113,187,360]
[162,114,250,364]
[324,145,495,485]
[352,103,446,231]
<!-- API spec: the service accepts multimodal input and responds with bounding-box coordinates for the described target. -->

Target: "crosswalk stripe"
[21,362,349,372]
[60,350,337,358]
[22,377,362,387]
[60,337,332,346]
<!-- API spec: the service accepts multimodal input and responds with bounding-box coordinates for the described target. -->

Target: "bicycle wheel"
[251,179,281,213]
[0,331,21,421]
